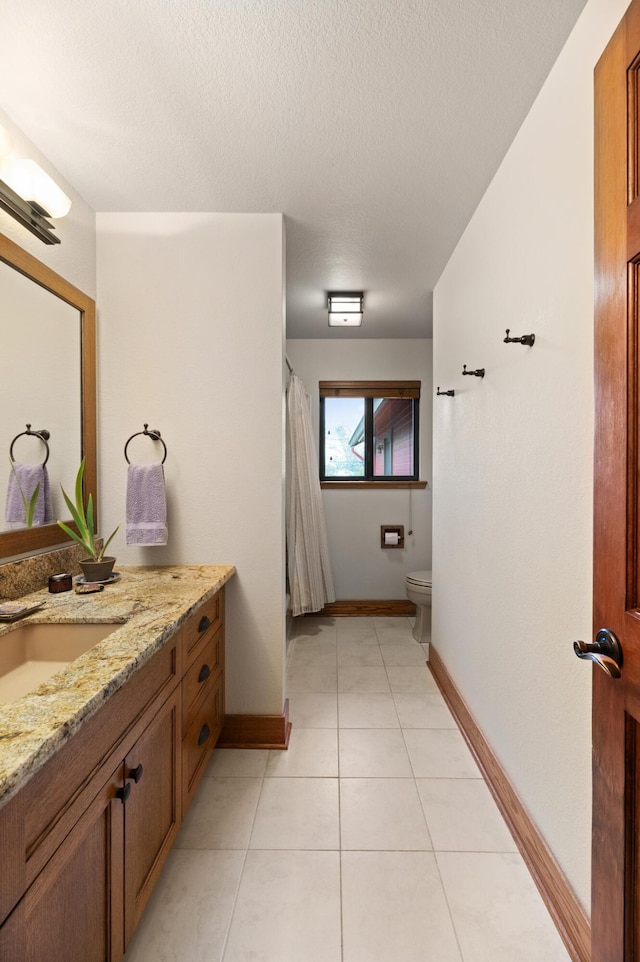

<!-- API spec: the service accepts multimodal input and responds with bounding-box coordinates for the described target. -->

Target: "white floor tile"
[341,851,462,962]
[288,637,337,660]
[340,778,432,850]
[126,614,569,962]
[291,617,337,638]
[223,850,342,962]
[175,777,262,850]
[375,625,418,645]
[287,692,338,728]
[404,729,482,778]
[337,643,384,666]
[286,663,337,692]
[335,626,379,644]
[437,851,571,961]
[386,665,439,693]
[336,617,376,631]
[379,643,428,667]
[393,692,457,729]
[416,778,517,852]
[249,777,340,849]
[266,727,338,777]
[206,748,269,777]
[338,693,399,728]
[338,666,391,693]
[123,850,245,962]
[339,728,413,777]
[373,617,414,628]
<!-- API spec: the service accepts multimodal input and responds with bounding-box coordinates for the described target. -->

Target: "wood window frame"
[319,380,426,489]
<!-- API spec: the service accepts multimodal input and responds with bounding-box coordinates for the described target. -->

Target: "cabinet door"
[0,763,125,962]
[123,686,181,947]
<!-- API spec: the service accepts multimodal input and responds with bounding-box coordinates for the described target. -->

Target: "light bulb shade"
[0,159,71,218]
[328,291,364,327]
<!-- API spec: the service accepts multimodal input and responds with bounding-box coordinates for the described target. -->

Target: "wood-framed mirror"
[0,231,96,560]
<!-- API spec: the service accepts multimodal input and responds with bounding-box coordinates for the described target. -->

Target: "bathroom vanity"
[0,563,234,961]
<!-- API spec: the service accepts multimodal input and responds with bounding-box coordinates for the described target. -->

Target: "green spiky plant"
[8,457,41,528]
[57,459,119,560]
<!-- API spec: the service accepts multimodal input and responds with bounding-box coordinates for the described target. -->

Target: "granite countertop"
[0,564,235,808]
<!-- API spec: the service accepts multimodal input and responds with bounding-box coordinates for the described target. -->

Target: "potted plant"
[57,459,119,581]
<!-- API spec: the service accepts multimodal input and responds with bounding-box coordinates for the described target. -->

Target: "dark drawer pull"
[197,723,211,747]
[129,763,144,783]
[198,615,211,633]
[115,782,131,804]
[198,663,211,683]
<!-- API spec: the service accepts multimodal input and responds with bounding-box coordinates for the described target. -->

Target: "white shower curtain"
[286,373,335,616]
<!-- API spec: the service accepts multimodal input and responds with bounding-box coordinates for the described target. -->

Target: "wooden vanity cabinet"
[0,663,181,962]
[0,586,225,962]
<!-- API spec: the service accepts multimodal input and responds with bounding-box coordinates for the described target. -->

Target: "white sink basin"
[0,622,121,704]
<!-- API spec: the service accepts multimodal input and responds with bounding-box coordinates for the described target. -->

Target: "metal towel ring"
[124,424,167,464]
[9,424,51,466]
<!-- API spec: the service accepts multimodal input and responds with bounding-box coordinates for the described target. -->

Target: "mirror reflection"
[0,231,96,561]
[0,259,81,532]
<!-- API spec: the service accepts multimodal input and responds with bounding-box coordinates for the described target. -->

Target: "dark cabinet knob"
[115,782,131,804]
[197,723,211,747]
[198,663,211,683]
[129,763,144,783]
[198,615,211,633]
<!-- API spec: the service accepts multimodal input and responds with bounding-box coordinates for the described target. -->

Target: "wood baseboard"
[306,599,416,618]
[428,646,590,962]
[218,700,291,750]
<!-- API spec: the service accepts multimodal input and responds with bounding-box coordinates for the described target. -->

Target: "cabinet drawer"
[182,673,223,812]
[182,589,224,666]
[182,625,223,731]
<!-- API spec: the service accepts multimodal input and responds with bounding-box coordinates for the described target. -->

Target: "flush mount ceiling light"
[0,159,71,245]
[328,291,364,327]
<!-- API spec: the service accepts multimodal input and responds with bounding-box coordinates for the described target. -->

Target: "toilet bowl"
[405,570,432,643]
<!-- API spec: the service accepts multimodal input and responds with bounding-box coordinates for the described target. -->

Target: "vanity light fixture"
[328,291,364,327]
[0,159,71,245]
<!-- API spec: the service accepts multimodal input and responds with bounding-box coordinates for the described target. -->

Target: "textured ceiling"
[0,0,587,338]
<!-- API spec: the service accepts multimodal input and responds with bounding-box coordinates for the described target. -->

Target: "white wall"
[286,339,432,598]
[432,0,629,912]
[0,106,95,295]
[97,213,286,716]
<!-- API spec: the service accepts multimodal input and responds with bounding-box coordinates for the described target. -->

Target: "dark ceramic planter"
[79,556,116,582]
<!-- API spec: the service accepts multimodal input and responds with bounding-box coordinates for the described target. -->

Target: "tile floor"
[124,616,572,962]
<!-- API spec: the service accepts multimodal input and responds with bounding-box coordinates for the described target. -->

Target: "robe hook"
[504,329,535,347]
[462,365,485,378]
[436,387,455,397]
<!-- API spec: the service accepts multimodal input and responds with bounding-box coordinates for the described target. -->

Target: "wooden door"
[0,764,125,962]
[123,687,181,947]
[594,2,640,958]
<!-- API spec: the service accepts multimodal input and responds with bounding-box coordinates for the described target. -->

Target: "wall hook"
[504,328,535,347]
[462,364,485,378]
[436,387,455,397]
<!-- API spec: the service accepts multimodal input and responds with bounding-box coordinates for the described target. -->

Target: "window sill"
[320,480,428,490]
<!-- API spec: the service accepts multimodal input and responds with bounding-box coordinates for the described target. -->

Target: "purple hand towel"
[126,463,168,545]
[5,462,53,525]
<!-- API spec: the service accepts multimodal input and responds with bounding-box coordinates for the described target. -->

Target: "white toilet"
[405,570,432,643]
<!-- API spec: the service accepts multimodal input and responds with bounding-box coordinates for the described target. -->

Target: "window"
[319,381,422,487]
